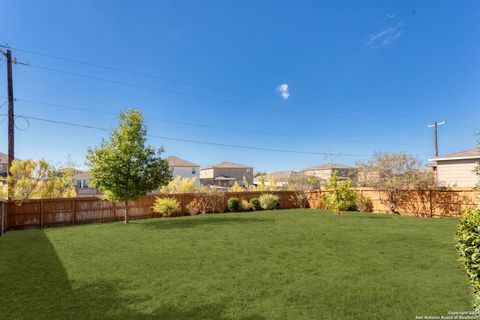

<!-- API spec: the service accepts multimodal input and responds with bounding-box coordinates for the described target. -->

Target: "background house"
[0,152,20,178]
[254,171,301,187]
[302,163,357,182]
[429,149,480,187]
[166,156,200,185]
[200,161,253,188]
[72,170,100,197]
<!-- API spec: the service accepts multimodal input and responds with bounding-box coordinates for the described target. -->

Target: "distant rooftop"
[303,163,351,171]
[166,156,200,167]
[0,152,21,164]
[203,161,253,169]
[431,149,480,161]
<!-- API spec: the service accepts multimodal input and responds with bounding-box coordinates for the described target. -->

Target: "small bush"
[227,197,241,212]
[240,199,253,211]
[249,198,261,210]
[356,194,373,212]
[323,173,357,213]
[152,197,180,217]
[259,193,280,210]
[456,208,480,310]
[290,191,308,208]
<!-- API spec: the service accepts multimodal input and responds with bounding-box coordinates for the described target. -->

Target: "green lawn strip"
[0,210,473,320]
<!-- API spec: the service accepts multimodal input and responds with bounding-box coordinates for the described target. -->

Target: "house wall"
[0,163,6,176]
[436,159,479,187]
[171,166,200,185]
[213,168,253,185]
[200,168,214,179]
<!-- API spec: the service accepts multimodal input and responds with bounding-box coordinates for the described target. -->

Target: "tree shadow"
[0,230,267,320]
[135,214,274,231]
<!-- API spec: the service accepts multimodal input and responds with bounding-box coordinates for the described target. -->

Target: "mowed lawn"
[0,209,473,320]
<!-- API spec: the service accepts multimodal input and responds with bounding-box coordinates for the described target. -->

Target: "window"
[192,168,196,174]
[246,168,251,173]
[82,180,89,188]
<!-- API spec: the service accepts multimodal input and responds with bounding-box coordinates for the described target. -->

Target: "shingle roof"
[302,163,351,171]
[72,171,91,180]
[0,152,20,164]
[204,161,253,169]
[435,149,480,159]
[166,156,200,167]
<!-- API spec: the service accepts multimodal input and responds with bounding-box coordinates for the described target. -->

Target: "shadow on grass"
[136,214,273,231]
[0,229,266,320]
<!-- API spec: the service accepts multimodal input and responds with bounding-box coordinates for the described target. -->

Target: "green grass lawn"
[0,209,473,320]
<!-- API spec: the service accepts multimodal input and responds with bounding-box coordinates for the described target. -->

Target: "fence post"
[40,200,44,228]
[72,199,76,225]
[1,202,4,236]
[429,190,433,217]
[181,193,185,215]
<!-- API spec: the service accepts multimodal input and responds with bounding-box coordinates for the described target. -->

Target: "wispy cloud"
[276,83,290,100]
[366,18,404,48]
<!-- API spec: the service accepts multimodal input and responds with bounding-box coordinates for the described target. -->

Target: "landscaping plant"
[240,199,253,211]
[323,172,357,213]
[227,197,241,212]
[186,188,225,214]
[87,109,172,223]
[152,197,180,217]
[161,177,198,194]
[249,197,262,210]
[456,208,480,310]
[259,193,280,210]
[356,193,373,212]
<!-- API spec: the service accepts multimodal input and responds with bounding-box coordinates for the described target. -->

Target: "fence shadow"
[136,214,274,231]
[0,230,266,320]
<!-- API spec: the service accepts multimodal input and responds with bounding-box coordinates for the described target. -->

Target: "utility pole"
[1,48,15,200]
[428,121,445,158]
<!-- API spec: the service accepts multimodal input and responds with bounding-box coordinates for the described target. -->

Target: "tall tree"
[86,109,172,223]
[357,152,424,214]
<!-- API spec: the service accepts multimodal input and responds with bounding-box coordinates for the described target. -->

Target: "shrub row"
[152,193,281,216]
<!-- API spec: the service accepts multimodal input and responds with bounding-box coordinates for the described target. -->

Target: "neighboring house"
[302,163,356,182]
[200,161,254,188]
[72,170,100,197]
[429,149,480,187]
[254,171,300,187]
[166,156,200,185]
[0,152,20,178]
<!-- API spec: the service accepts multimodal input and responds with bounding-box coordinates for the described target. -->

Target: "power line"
[25,63,425,126]
[4,44,478,131]
[7,113,380,157]
[3,44,447,123]
[9,96,442,147]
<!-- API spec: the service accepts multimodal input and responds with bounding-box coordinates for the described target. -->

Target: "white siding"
[436,159,479,187]
[171,166,200,185]
[200,168,214,179]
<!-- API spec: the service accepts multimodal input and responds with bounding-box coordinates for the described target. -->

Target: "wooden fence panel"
[3,188,478,229]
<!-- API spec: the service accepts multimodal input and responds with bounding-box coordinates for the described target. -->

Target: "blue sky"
[1,0,479,172]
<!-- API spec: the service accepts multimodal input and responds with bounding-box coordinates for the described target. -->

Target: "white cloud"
[276,83,290,100]
[366,21,404,48]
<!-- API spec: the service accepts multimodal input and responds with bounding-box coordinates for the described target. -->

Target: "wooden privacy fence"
[1,188,478,230]
[3,191,298,230]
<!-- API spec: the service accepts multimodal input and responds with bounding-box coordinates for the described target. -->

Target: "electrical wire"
[3,44,478,130]
[6,113,403,157]
[10,96,442,147]
[25,63,426,126]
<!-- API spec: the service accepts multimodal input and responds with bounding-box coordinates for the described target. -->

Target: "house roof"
[202,161,253,169]
[0,152,20,164]
[72,171,91,180]
[429,149,480,162]
[166,156,200,167]
[302,163,351,171]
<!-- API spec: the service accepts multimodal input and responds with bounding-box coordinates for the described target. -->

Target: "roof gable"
[166,156,200,167]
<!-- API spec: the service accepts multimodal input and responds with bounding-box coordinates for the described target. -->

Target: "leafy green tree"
[0,159,76,201]
[86,109,172,223]
[323,172,357,214]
